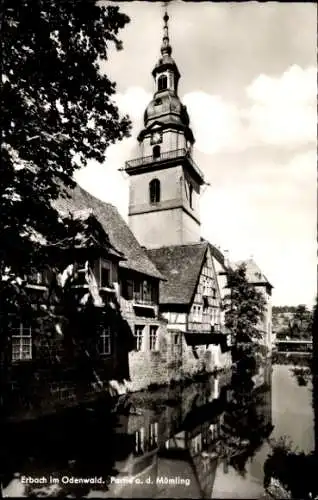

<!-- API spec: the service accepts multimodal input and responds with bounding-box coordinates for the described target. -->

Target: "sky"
[74,1,317,307]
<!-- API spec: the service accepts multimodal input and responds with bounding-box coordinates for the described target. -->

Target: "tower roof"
[139,5,195,144]
[152,7,180,80]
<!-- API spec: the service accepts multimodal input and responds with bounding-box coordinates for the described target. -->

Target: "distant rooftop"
[232,258,273,288]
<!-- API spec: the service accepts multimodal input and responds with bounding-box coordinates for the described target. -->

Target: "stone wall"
[128,327,232,392]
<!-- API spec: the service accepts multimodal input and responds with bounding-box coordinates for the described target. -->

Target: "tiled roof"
[233,259,273,288]
[53,186,164,280]
[146,242,209,305]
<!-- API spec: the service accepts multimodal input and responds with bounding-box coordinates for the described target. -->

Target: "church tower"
[125,9,205,249]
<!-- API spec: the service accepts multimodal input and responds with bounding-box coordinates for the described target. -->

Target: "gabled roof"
[233,258,273,288]
[54,185,164,280]
[146,242,209,305]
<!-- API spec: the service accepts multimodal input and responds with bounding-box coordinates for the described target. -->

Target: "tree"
[273,305,313,340]
[223,263,266,351]
[292,305,312,338]
[1,0,131,276]
[0,0,132,423]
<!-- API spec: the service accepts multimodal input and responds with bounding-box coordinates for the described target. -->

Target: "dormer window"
[158,74,168,92]
[149,178,160,204]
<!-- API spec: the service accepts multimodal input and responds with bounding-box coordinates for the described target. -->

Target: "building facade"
[2,10,275,420]
[2,211,135,421]
[126,12,204,249]
[55,186,172,393]
[233,259,273,353]
[124,11,232,374]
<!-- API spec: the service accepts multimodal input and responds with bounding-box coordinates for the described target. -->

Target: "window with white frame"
[149,422,158,449]
[98,325,111,355]
[149,325,158,351]
[134,325,144,351]
[193,304,202,323]
[134,427,145,455]
[211,307,219,326]
[192,305,196,321]
[202,276,209,296]
[11,319,32,362]
[133,279,153,305]
[28,271,44,285]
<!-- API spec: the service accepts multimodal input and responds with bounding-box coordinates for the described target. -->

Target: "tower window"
[152,145,161,160]
[189,184,193,209]
[158,75,168,91]
[149,178,160,204]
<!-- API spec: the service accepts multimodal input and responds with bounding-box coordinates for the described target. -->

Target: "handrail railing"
[124,148,204,179]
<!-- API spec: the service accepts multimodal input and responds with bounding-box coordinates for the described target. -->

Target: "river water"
[2,362,315,498]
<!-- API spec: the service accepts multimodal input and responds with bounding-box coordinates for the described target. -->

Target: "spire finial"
[161,2,172,56]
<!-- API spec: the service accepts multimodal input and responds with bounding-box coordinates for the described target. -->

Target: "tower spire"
[161,3,172,57]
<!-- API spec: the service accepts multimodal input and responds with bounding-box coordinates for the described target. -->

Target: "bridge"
[274,339,312,354]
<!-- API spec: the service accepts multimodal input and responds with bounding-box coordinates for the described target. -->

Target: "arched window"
[149,178,160,204]
[158,74,168,92]
[152,145,161,159]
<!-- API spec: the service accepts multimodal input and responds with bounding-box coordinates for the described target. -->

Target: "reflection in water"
[1,360,314,499]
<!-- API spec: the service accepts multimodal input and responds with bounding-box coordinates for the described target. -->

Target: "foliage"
[273,304,313,340]
[272,306,298,314]
[290,366,311,386]
[1,0,132,413]
[1,0,131,275]
[264,436,318,500]
[312,295,318,453]
[264,297,318,500]
[223,263,266,345]
[217,350,273,476]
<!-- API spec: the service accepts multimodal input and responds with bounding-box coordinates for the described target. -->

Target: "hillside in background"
[272,305,313,340]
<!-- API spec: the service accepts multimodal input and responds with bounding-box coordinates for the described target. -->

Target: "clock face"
[151,131,162,145]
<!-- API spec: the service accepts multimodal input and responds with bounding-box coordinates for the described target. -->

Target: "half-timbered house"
[55,185,169,391]
[147,241,232,374]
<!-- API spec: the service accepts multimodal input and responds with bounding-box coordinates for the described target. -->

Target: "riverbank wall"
[128,328,232,392]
